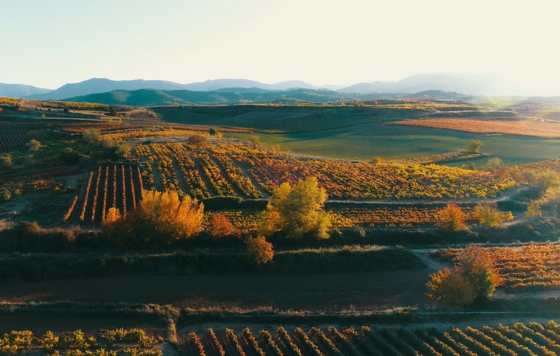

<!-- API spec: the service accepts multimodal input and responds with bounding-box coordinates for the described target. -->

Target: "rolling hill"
[67,88,473,106]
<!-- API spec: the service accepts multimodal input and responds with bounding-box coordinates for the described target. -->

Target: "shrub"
[209,213,236,238]
[261,177,331,239]
[1,154,12,169]
[473,203,513,229]
[246,236,274,264]
[187,135,208,145]
[437,203,467,231]
[466,139,481,154]
[26,139,43,152]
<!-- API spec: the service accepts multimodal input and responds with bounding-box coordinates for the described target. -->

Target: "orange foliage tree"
[246,236,274,264]
[427,246,501,307]
[209,213,236,238]
[437,203,467,231]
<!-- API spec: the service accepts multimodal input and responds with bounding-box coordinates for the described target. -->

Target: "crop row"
[64,163,143,224]
[133,141,516,201]
[0,129,29,152]
[0,328,162,355]
[181,321,560,356]
[435,243,560,291]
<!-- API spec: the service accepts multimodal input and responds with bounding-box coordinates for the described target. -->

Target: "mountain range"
[0,73,505,102]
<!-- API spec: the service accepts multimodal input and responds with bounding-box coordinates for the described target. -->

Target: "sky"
[2,0,560,94]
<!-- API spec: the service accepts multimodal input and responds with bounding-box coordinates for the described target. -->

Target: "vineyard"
[435,243,560,292]
[206,206,475,233]
[133,141,516,201]
[64,163,143,224]
[182,321,560,356]
[0,328,162,355]
[0,126,30,153]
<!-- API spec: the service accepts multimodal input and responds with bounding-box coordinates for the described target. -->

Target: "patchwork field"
[394,118,560,138]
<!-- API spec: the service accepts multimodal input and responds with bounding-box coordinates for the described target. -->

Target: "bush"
[473,203,513,229]
[1,154,12,169]
[246,236,274,264]
[209,213,236,238]
[436,203,467,231]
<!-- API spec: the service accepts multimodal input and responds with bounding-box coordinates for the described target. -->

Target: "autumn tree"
[209,213,236,238]
[437,203,467,231]
[473,203,513,229]
[138,190,204,239]
[104,207,122,225]
[246,236,274,264]
[104,190,204,247]
[261,177,331,239]
[27,139,43,152]
[1,154,12,169]
[466,139,481,154]
[427,246,501,307]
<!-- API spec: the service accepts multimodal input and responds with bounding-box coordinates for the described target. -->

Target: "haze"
[3,0,560,95]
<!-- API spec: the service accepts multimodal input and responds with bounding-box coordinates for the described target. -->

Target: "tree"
[1,154,12,169]
[187,135,208,145]
[261,177,331,239]
[104,207,122,225]
[139,190,204,239]
[466,140,481,154]
[246,236,274,264]
[104,190,204,247]
[485,158,503,171]
[473,203,513,229]
[209,213,236,238]
[437,203,467,231]
[27,139,43,152]
[427,246,501,307]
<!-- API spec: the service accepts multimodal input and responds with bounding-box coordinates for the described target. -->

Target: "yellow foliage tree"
[473,203,513,229]
[261,177,331,239]
[437,203,468,231]
[139,190,204,239]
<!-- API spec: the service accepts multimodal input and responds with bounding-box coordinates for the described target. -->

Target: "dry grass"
[393,117,560,138]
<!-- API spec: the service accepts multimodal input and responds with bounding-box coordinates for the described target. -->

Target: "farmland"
[133,141,516,201]
[394,117,560,138]
[182,321,560,356]
[434,244,560,292]
[155,104,560,164]
[64,163,143,224]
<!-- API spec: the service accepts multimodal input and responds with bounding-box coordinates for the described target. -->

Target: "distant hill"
[66,87,473,106]
[30,78,190,100]
[0,83,51,98]
[339,73,502,96]
[182,79,317,91]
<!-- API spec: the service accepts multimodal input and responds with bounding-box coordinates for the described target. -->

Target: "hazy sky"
[3,0,560,94]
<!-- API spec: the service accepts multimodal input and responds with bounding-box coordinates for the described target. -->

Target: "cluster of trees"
[427,246,501,307]
[100,177,331,264]
[437,202,513,231]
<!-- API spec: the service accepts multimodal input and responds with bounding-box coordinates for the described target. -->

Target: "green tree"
[261,177,331,239]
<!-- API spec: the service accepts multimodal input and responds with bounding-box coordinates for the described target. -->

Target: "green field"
[155,105,560,163]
